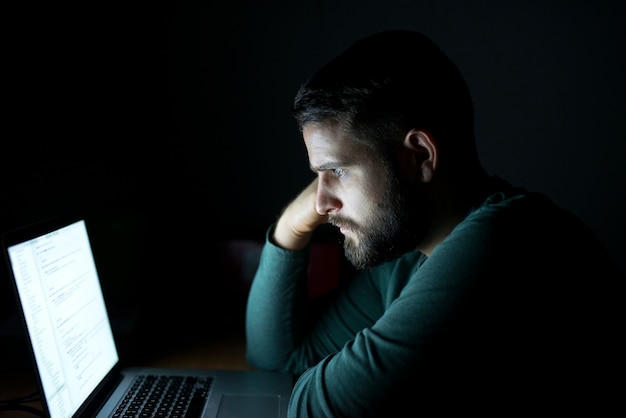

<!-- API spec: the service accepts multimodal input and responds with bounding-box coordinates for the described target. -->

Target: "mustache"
[328,214,359,230]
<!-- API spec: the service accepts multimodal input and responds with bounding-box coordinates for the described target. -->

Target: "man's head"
[293,30,476,167]
[295,30,480,268]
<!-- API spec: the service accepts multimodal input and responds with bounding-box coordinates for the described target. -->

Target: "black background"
[2,0,625,351]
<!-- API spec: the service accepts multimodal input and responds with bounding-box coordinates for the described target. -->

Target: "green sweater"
[245,180,623,417]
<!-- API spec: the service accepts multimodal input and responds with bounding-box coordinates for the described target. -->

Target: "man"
[245,30,623,417]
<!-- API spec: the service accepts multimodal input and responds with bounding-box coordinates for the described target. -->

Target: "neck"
[417,167,491,256]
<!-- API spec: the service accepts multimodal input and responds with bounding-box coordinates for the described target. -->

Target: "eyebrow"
[310,161,345,173]
[309,149,363,172]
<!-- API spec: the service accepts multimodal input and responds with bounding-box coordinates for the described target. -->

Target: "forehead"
[303,123,373,169]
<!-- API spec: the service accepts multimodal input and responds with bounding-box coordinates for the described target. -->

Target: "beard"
[329,163,426,270]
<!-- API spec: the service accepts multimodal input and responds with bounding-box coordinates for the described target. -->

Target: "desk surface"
[0,329,250,418]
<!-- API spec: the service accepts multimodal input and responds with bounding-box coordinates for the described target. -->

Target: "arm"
[245,178,333,370]
[246,177,486,416]
[244,231,312,371]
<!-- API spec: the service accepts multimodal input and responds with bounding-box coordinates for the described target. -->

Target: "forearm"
[245,231,311,371]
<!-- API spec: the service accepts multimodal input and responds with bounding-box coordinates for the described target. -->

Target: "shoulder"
[458,178,585,240]
[439,179,623,281]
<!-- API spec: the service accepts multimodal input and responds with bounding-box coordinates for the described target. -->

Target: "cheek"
[346,175,386,218]
[363,169,388,202]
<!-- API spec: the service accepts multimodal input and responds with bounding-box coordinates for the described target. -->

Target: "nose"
[315,175,342,215]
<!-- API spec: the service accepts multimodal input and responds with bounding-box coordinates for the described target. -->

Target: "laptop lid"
[2,213,123,417]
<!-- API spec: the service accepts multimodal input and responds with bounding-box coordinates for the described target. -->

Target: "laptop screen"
[7,218,119,418]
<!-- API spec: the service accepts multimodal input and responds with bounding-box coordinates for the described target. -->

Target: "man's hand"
[273,178,328,250]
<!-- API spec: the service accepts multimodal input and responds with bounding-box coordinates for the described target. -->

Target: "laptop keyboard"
[112,374,213,418]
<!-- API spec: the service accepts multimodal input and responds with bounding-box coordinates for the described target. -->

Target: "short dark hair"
[292,30,476,161]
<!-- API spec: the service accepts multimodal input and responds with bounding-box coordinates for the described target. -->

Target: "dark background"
[2,0,625,356]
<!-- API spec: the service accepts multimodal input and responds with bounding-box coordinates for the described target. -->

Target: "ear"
[399,129,438,183]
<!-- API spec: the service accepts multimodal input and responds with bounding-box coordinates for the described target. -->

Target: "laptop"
[2,213,293,418]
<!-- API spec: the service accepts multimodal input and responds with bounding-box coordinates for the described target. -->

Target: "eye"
[332,168,347,178]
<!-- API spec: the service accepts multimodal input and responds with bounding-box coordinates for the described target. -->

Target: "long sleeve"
[245,228,312,371]
[245,191,625,417]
